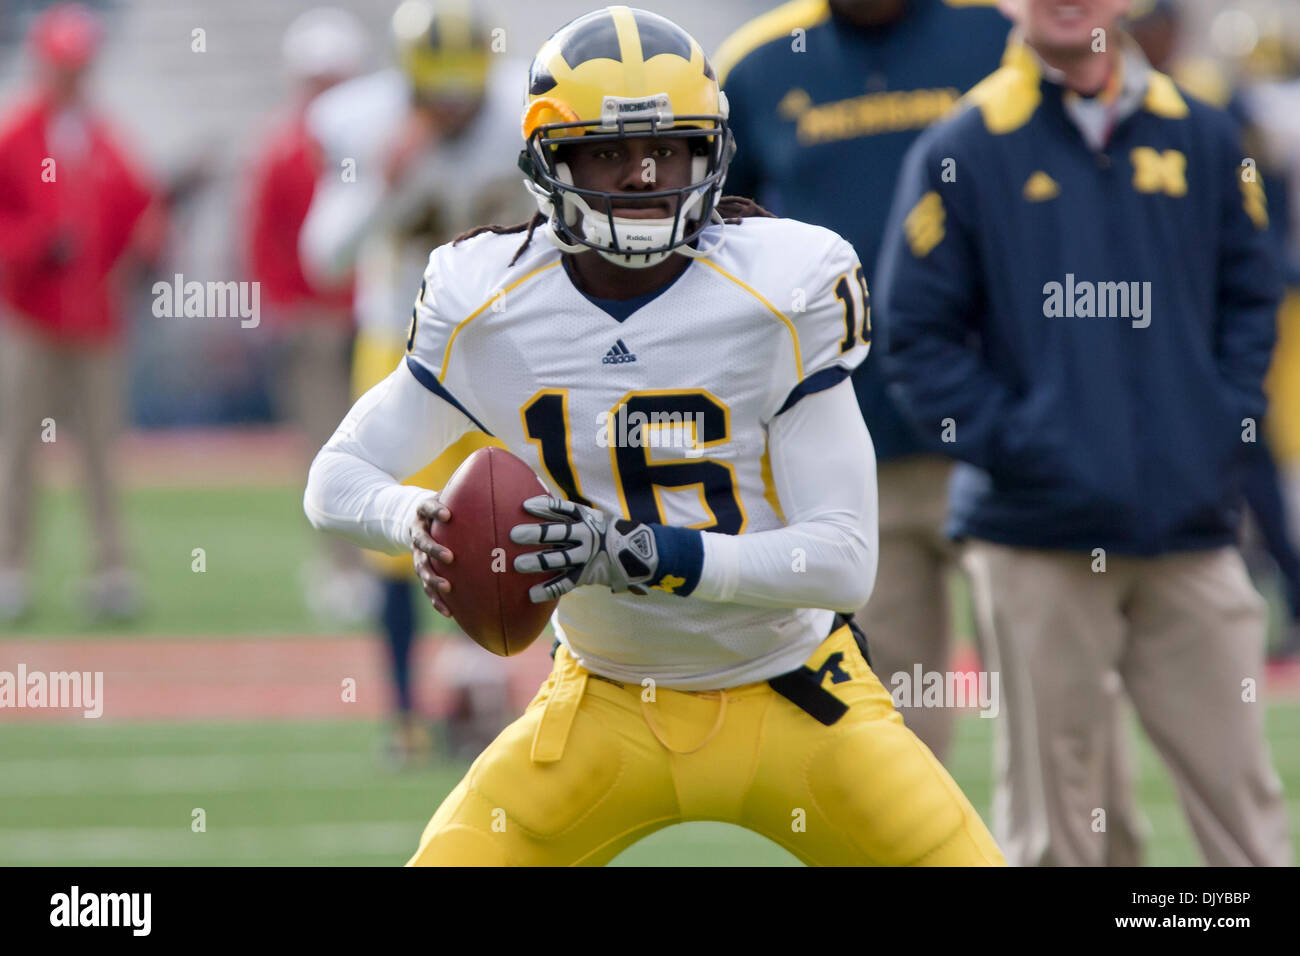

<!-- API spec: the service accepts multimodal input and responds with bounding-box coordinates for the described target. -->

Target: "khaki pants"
[860,457,1145,863]
[0,318,127,574]
[964,539,1292,866]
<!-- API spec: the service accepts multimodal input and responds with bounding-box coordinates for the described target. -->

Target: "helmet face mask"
[519,7,735,269]
[521,110,733,268]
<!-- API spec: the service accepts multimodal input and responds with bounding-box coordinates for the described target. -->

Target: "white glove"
[509,495,661,603]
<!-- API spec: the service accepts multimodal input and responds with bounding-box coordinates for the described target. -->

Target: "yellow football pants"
[408,624,1005,866]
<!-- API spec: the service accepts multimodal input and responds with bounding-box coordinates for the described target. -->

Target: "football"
[430,446,558,656]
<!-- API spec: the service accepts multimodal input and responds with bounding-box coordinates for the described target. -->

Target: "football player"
[299,0,531,765]
[304,5,1004,866]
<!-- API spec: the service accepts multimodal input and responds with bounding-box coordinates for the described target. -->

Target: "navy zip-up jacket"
[716,0,1010,461]
[876,39,1281,554]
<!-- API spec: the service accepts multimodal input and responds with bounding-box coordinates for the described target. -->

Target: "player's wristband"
[645,525,704,596]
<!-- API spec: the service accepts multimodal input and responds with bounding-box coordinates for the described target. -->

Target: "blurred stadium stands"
[0,0,1294,426]
[0,0,771,425]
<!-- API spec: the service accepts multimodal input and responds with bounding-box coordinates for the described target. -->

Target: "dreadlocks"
[452,212,547,266]
[450,196,775,266]
[715,195,775,222]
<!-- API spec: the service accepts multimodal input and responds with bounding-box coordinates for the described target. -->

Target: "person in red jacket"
[0,3,161,623]
[243,7,374,623]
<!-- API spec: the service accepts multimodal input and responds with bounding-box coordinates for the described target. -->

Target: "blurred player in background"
[0,2,162,623]
[1241,16,1300,462]
[1226,10,1300,663]
[299,0,531,765]
[877,0,1292,865]
[245,7,373,625]
[1130,0,1300,662]
[716,0,1010,767]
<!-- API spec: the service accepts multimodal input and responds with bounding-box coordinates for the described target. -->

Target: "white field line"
[0,752,418,795]
[3,805,1294,864]
[0,723,369,752]
[0,821,417,863]
[0,805,1295,864]
[0,722,358,739]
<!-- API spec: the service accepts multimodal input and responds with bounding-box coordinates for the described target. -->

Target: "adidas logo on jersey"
[602,340,637,364]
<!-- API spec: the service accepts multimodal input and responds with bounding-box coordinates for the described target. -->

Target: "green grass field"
[2,484,1298,865]
[1,486,451,638]
[2,709,1297,865]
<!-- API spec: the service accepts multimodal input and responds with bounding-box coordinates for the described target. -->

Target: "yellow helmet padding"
[521,96,582,140]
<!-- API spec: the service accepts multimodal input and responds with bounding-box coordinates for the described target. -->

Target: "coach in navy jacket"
[875,8,1289,869]
[877,37,1279,555]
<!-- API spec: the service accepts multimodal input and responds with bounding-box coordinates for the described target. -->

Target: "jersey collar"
[560,253,694,324]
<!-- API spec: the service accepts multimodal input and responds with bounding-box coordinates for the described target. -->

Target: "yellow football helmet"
[391,0,490,103]
[518,6,734,268]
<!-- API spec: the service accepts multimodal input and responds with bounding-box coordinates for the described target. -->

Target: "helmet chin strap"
[541,159,725,268]
[522,176,586,254]
[536,207,727,265]
[675,208,728,260]
[542,217,589,255]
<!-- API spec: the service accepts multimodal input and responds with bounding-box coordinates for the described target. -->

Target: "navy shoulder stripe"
[775,365,850,416]
[404,356,494,437]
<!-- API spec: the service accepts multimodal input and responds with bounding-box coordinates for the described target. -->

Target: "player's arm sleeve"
[875,134,1017,471]
[303,246,477,553]
[649,237,876,611]
[1213,120,1281,427]
[302,365,477,554]
[688,379,876,613]
[298,169,385,287]
[300,158,440,286]
[297,98,400,286]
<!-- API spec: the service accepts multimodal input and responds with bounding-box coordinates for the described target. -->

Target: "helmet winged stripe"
[609,6,646,90]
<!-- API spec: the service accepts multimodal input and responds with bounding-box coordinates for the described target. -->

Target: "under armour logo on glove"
[509,495,662,603]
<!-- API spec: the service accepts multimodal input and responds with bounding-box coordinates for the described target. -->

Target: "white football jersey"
[407,217,871,689]
[303,66,533,343]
